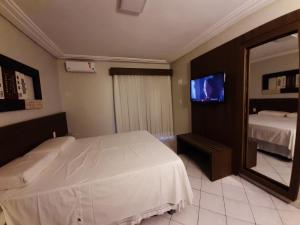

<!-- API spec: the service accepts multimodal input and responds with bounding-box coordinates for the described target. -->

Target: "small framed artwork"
[276,76,286,89]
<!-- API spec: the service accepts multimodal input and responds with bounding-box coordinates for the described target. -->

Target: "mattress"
[248,114,297,158]
[0,131,192,225]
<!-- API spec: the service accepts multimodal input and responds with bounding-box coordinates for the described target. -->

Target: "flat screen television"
[190,72,225,103]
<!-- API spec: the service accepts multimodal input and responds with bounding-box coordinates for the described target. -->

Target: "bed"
[0,113,193,225]
[248,114,297,159]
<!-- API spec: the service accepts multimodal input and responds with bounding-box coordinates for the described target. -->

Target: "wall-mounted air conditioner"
[65,61,96,73]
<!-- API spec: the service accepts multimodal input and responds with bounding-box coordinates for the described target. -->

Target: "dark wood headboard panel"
[0,112,68,167]
[249,98,298,114]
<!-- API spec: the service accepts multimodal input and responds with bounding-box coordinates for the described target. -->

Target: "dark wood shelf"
[177,133,232,181]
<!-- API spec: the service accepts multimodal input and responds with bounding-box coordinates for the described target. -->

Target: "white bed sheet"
[0,131,192,225]
[248,114,297,158]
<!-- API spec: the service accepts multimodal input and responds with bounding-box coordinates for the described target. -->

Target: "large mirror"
[246,33,299,187]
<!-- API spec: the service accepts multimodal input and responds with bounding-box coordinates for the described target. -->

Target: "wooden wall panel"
[190,39,244,174]
[0,113,68,167]
[190,9,300,199]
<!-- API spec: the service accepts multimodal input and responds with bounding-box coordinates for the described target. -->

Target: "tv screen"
[190,73,225,103]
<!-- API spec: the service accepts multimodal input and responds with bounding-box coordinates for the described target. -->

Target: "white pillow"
[0,151,58,190]
[32,136,75,153]
[286,112,298,118]
[257,110,288,117]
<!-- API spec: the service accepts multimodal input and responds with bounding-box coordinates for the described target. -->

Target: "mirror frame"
[240,17,300,201]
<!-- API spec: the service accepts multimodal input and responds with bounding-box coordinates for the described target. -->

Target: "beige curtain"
[113,75,173,138]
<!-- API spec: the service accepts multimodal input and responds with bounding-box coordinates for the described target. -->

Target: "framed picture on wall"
[262,69,299,94]
[0,54,43,112]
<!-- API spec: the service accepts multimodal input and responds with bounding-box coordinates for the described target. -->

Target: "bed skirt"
[118,201,187,225]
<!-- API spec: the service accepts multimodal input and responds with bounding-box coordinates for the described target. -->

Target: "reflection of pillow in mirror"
[257,110,288,117]
[286,112,297,118]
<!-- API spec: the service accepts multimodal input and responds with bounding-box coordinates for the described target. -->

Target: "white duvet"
[248,114,297,157]
[0,131,192,225]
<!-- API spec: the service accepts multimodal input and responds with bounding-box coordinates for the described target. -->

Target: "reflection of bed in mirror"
[248,98,298,159]
[248,113,297,159]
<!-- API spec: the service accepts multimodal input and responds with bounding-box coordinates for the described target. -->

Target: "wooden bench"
[177,133,232,181]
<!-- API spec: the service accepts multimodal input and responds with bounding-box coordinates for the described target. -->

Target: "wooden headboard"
[0,112,68,167]
[249,98,298,114]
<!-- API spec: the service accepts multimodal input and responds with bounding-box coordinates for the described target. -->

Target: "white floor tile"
[189,160,200,169]
[271,196,300,212]
[162,212,172,219]
[201,174,210,181]
[198,208,226,225]
[175,149,299,225]
[169,220,183,225]
[278,210,300,225]
[252,165,275,174]
[277,171,291,185]
[178,154,190,168]
[201,180,223,196]
[222,183,248,203]
[189,176,202,190]
[251,205,283,225]
[171,205,199,225]
[193,189,201,206]
[187,167,202,178]
[141,214,170,225]
[227,217,255,225]
[275,166,293,174]
[268,158,291,168]
[245,189,275,208]
[224,198,255,223]
[281,175,291,185]
[252,167,284,183]
[241,178,266,194]
[200,192,225,215]
[221,175,243,188]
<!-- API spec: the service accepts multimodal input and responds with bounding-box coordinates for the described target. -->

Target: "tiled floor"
[140,154,300,225]
[252,151,292,185]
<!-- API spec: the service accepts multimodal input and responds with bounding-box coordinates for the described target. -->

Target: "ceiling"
[0,0,276,63]
[250,34,299,63]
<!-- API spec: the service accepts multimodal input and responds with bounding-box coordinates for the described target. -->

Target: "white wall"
[57,60,170,138]
[171,0,300,135]
[249,52,299,99]
[0,15,62,127]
